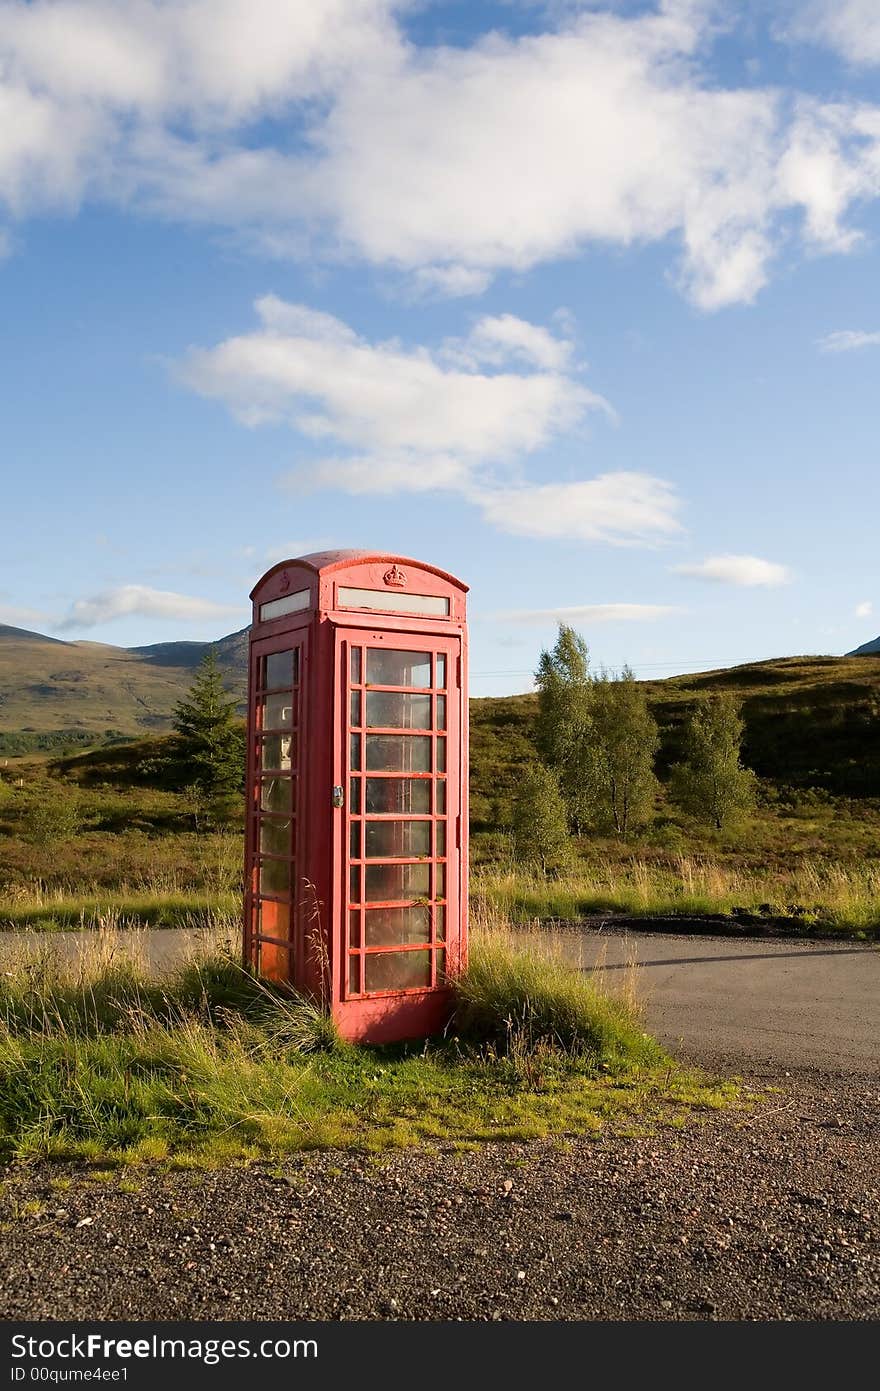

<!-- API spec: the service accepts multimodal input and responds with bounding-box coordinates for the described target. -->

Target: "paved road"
[542,928,879,1076]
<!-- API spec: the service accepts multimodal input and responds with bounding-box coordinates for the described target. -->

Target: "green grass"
[0,927,733,1165]
[474,857,880,937]
[0,894,239,931]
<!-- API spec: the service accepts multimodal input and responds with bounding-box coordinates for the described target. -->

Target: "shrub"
[453,932,664,1068]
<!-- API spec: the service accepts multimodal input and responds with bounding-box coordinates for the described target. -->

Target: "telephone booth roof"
[250,551,468,629]
[250,551,469,599]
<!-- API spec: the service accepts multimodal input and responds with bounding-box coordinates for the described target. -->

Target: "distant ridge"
[0,623,248,749]
[847,636,880,656]
[128,627,249,670]
[0,624,68,645]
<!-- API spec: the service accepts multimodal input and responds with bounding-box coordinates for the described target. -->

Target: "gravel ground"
[1,1066,877,1322]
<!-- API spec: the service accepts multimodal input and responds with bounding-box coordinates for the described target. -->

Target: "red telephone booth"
[244,551,468,1044]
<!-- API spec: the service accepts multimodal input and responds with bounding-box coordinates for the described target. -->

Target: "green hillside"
[3,622,879,805]
[470,653,880,822]
[0,626,247,754]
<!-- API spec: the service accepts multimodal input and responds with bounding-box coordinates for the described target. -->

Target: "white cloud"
[410,266,493,299]
[475,474,682,544]
[494,602,680,624]
[856,599,873,618]
[817,328,880,353]
[786,1,880,68]
[3,3,880,307]
[673,554,792,586]
[451,314,576,372]
[54,585,245,631]
[178,295,606,459]
[175,296,680,543]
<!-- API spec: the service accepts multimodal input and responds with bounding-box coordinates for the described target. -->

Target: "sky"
[1,0,878,696]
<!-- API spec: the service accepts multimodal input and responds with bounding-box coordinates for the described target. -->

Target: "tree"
[588,667,659,837]
[171,650,245,817]
[669,693,757,829]
[534,624,595,833]
[511,764,571,875]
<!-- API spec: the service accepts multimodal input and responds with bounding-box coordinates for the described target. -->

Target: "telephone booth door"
[245,630,309,982]
[338,632,463,1006]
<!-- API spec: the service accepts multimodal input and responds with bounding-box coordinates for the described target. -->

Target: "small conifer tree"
[171,651,244,816]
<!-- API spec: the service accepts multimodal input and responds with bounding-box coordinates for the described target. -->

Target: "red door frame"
[332,628,463,1028]
[244,624,311,982]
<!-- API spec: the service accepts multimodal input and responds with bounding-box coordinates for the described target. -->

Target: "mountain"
[848,636,880,656]
[0,624,69,645]
[0,624,248,753]
[129,627,249,671]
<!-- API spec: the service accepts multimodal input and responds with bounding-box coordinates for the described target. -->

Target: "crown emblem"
[383,565,407,588]
[279,569,291,593]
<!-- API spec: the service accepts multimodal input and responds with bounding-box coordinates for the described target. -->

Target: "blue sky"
[1,0,878,695]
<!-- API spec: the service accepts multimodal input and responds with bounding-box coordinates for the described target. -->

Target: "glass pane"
[350,821,361,859]
[259,858,291,895]
[349,777,361,814]
[349,733,362,770]
[365,862,430,901]
[258,898,290,939]
[436,695,447,731]
[348,954,360,995]
[437,737,446,773]
[262,693,293,730]
[365,904,431,947]
[435,905,446,941]
[436,654,447,689]
[260,817,292,857]
[366,735,431,772]
[260,777,292,813]
[436,780,446,814]
[350,690,361,727]
[435,863,446,898]
[436,948,446,981]
[366,778,431,814]
[262,733,294,771]
[350,646,361,684]
[365,950,431,993]
[366,649,431,688]
[349,864,360,903]
[339,588,449,617]
[436,821,446,857]
[365,692,431,729]
[265,650,296,689]
[365,820,431,859]
[349,909,361,948]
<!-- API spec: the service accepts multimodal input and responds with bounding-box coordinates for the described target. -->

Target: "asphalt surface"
[547,929,880,1076]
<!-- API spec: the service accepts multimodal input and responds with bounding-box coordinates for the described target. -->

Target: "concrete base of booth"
[334,988,455,1045]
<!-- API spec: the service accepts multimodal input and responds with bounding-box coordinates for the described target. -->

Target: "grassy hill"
[3,622,879,804]
[469,653,880,823]
[0,626,247,754]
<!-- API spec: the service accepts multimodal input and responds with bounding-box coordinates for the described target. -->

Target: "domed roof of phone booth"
[250,551,469,599]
